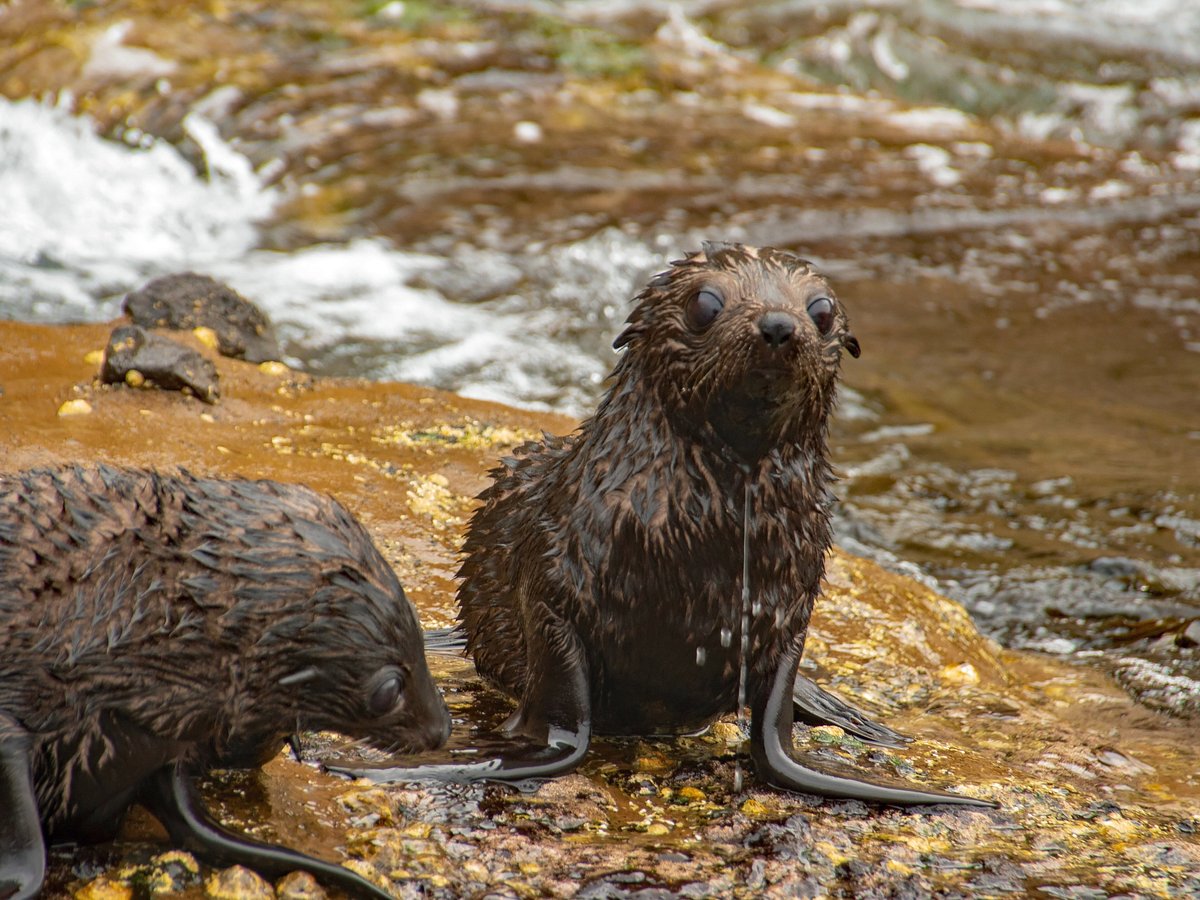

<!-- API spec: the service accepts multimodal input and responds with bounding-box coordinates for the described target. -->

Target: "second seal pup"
[338,242,992,807]
[0,464,451,900]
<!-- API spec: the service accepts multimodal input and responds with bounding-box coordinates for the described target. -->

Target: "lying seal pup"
[0,465,451,900]
[336,242,993,808]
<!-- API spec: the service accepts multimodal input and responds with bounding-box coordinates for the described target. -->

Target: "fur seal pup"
[336,242,993,808]
[0,464,451,900]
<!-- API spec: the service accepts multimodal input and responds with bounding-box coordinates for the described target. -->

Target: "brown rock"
[124,272,280,363]
[100,324,219,403]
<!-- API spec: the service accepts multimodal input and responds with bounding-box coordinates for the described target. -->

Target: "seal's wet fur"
[460,242,855,734]
[0,464,449,898]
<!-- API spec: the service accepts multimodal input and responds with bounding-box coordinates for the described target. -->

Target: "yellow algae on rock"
[205,865,273,900]
[124,369,145,388]
[710,721,743,743]
[375,420,539,451]
[337,787,398,827]
[405,473,468,528]
[259,360,290,376]
[73,878,133,900]
[740,797,772,817]
[941,662,981,685]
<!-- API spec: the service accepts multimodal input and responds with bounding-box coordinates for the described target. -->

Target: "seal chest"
[0,463,450,899]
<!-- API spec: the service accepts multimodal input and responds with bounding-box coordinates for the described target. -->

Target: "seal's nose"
[758,311,796,347]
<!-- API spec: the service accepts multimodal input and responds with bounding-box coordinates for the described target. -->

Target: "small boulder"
[101,325,220,403]
[124,272,281,363]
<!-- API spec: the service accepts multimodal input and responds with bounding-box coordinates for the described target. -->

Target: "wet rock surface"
[0,0,1196,713]
[100,323,220,403]
[2,320,1197,898]
[123,272,281,363]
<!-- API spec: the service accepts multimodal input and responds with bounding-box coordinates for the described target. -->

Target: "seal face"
[0,464,450,899]
[336,242,992,809]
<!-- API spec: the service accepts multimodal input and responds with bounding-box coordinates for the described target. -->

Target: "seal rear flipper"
[756,652,998,809]
[140,763,393,900]
[791,674,911,748]
[0,713,45,900]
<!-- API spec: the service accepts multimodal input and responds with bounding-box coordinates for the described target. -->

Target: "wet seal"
[0,464,450,900]
[335,242,995,809]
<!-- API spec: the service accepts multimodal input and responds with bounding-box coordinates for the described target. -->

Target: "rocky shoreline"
[2,318,1197,898]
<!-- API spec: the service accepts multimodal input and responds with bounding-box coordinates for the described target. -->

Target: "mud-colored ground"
[2,320,1197,898]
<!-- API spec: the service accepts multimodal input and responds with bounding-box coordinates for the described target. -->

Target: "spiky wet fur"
[458,242,859,735]
[0,464,448,836]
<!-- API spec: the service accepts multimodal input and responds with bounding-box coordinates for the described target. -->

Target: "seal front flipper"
[328,726,590,791]
[0,713,45,900]
[333,606,592,789]
[422,626,467,654]
[755,650,998,809]
[140,763,393,900]
[792,674,911,748]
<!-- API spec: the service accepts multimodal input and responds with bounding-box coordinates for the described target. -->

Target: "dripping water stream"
[734,475,753,794]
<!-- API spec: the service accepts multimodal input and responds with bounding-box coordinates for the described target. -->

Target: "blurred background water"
[1,0,1198,715]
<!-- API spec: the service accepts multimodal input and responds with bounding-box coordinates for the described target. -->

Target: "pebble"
[275,871,327,899]
[57,399,93,416]
[193,326,220,350]
[205,865,275,899]
[1180,620,1200,647]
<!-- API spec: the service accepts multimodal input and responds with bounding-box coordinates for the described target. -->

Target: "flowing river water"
[1,0,1198,724]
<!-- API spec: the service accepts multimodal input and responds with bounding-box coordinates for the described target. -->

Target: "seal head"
[614,241,859,462]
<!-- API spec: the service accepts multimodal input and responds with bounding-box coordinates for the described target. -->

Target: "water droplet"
[751,601,762,616]
[695,646,707,666]
[720,627,733,648]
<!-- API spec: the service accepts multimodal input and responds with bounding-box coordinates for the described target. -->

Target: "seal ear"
[844,334,861,358]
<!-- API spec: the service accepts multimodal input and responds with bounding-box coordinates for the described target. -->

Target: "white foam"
[210,240,473,350]
[0,98,275,321]
[82,21,176,80]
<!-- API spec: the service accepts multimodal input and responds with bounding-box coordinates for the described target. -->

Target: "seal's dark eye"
[807,297,834,334]
[687,288,725,329]
[367,668,405,716]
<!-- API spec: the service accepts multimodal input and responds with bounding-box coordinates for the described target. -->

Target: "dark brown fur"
[458,243,856,735]
[0,464,448,839]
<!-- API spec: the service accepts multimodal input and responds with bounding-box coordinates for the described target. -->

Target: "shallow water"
[0,0,1197,714]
